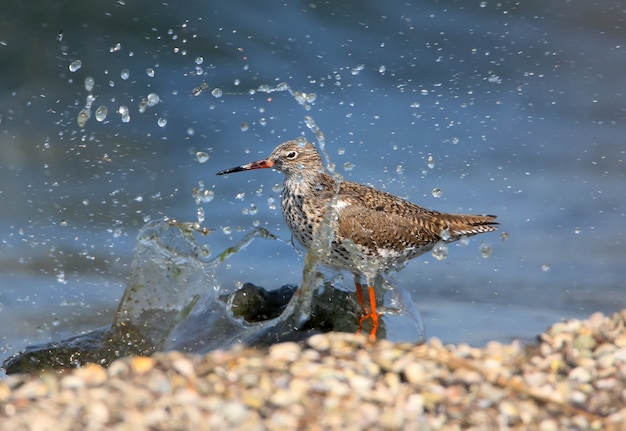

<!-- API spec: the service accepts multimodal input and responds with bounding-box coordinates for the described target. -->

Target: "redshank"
[217,139,498,340]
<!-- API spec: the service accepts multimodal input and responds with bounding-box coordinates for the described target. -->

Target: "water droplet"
[427,155,435,169]
[146,93,160,106]
[222,226,232,235]
[240,122,249,132]
[410,102,421,108]
[500,232,509,241]
[199,245,211,258]
[196,152,209,163]
[138,98,148,113]
[235,193,245,200]
[337,148,345,155]
[77,108,90,127]
[211,88,223,98]
[378,65,386,74]
[351,64,365,75]
[574,227,581,234]
[234,78,240,86]
[432,243,448,261]
[84,76,95,92]
[60,220,68,227]
[431,187,442,198]
[479,242,493,258]
[440,229,451,241]
[118,105,130,122]
[110,43,122,52]
[396,165,404,175]
[541,263,551,272]
[272,184,283,193]
[451,137,460,145]
[120,69,130,80]
[480,1,487,7]
[193,82,208,96]
[195,56,204,65]
[259,117,267,126]
[157,117,167,127]
[146,68,155,77]
[187,127,195,136]
[69,60,82,72]
[343,162,354,171]
[56,270,67,284]
[196,207,205,224]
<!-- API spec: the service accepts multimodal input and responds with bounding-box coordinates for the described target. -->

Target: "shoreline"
[1,310,625,430]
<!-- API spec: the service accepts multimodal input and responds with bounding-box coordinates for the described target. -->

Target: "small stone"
[0,381,11,401]
[73,363,108,386]
[13,380,50,399]
[85,401,110,425]
[60,375,86,390]
[499,400,519,423]
[614,333,626,347]
[570,390,587,404]
[404,393,424,415]
[569,366,593,383]
[614,347,626,362]
[242,392,264,410]
[107,359,128,378]
[130,356,155,375]
[539,418,559,431]
[270,388,295,407]
[404,362,426,385]
[573,332,597,350]
[348,373,373,392]
[172,357,196,378]
[268,342,301,364]
[307,333,331,351]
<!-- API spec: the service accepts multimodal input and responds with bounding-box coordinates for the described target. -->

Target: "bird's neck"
[283,169,335,196]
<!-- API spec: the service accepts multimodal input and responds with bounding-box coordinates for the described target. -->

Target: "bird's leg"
[354,275,379,341]
[354,278,368,313]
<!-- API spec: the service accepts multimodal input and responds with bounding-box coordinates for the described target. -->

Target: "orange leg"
[367,285,379,341]
[354,279,379,341]
[355,280,367,311]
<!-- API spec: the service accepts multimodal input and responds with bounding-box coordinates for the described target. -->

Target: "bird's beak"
[216,158,274,175]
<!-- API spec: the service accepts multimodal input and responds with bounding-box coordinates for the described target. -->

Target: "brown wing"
[336,203,443,252]
[335,180,497,250]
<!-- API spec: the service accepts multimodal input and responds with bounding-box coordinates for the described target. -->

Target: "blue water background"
[1,1,624,363]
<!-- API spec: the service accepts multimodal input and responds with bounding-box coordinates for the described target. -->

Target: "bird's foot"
[355,284,379,341]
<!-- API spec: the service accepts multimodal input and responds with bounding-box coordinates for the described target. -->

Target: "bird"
[217,139,498,340]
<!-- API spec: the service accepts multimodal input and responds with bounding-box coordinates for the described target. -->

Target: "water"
[1,1,625,365]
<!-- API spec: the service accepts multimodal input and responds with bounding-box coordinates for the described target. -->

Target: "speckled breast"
[281,187,396,271]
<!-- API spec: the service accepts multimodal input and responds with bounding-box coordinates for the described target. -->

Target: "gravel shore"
[2,310,625,430]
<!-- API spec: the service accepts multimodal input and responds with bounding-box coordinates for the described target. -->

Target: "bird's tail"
[438,214,499,237]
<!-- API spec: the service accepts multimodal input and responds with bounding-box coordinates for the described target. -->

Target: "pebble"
[1,310,626,430]
[129,356,155,375]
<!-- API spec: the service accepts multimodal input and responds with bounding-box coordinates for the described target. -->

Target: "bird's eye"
[286,151,297,159]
